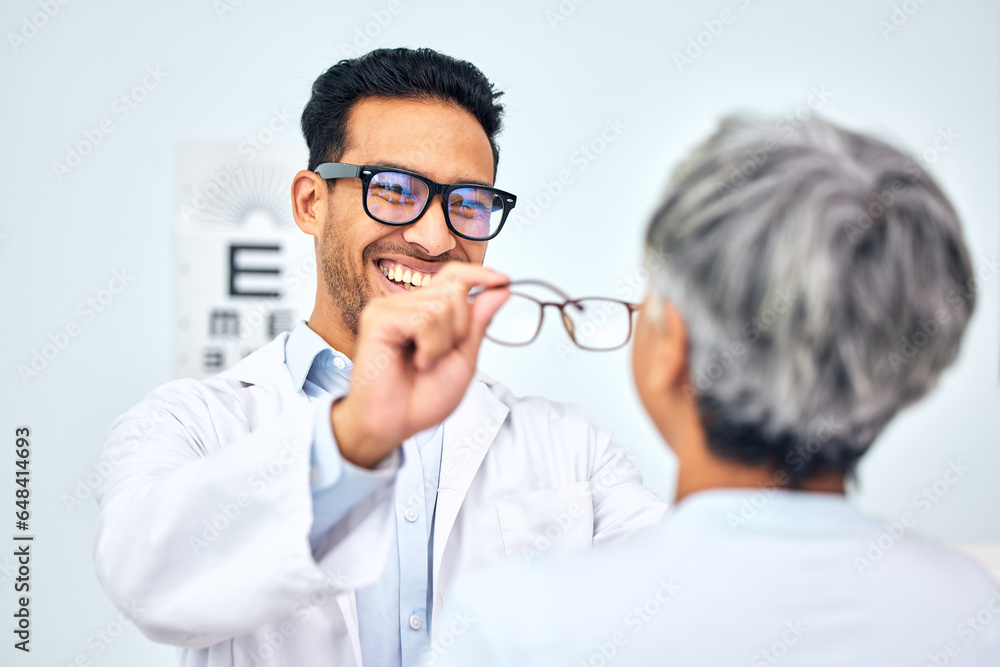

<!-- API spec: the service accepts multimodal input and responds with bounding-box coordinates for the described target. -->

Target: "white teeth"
[379,262,430,288]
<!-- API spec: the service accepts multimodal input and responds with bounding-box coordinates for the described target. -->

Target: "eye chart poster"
[175,142,316,379]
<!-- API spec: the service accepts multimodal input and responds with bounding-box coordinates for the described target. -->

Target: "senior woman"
[426,114,999,666]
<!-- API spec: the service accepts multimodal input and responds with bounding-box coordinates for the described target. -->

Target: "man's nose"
[402,195,457,256]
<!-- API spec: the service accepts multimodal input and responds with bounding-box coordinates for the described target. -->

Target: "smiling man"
[93,48,667,667]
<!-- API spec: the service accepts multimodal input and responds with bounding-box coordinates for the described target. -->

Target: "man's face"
[317,97,496,336]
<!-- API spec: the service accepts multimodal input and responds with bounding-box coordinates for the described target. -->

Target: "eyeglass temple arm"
[315,163,362,179]
[475,279,574,301]
[473,280,641,311]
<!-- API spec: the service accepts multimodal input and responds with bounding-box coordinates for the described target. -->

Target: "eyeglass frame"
[314,162,518,242]
[473,279,641,351]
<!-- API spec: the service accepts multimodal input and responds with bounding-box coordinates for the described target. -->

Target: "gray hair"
[645,114,975,483]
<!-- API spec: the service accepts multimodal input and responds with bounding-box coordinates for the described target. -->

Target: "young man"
[93,48,666,667]
[430,115,1000,665]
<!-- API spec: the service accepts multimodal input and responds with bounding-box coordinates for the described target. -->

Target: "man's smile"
[375,257,444,291]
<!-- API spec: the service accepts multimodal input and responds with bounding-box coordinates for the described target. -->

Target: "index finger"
[432,262,509,291]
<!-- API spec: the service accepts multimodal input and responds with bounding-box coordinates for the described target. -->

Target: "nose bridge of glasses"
[402,176,451,226]
[402,194,454,249]
[529,299,580,344]
[559,308,576,341]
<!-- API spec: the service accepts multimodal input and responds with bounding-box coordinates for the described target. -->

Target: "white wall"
[1,0,997,664]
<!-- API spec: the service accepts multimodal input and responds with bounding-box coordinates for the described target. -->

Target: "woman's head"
[634,114,975,486]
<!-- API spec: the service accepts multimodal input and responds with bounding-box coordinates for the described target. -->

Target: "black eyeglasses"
[315,163,518,242]
[474,280,641,351]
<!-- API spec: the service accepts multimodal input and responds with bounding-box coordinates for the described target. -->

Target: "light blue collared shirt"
[435,489,1000,666]
[285,320,444,667]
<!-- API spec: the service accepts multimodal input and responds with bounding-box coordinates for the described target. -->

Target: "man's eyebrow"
[366,160,493,187]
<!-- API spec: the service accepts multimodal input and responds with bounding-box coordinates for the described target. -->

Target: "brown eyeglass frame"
[473,279,640,351]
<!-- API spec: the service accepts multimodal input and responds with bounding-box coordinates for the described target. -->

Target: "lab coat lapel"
[220,332,293,390]
[221,333,365,659]
[432,376,509,591]
[219,332,312,427]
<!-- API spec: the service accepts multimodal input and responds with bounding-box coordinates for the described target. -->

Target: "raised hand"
[331,263,510,468]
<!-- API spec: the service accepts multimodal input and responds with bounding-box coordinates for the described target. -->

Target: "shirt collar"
[284,320,354,392]
[668,487,868,536]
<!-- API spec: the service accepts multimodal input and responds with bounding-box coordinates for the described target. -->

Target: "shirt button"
[404,507,418,522]
[333,357,346,370]
[409,615,422,630]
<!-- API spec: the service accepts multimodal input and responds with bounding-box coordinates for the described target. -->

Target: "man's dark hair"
[301,47,505,175]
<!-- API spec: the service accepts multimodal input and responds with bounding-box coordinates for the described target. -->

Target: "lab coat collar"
[219,331,296,391]
[220,330,503,400]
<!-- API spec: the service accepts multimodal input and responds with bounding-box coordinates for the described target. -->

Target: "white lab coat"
[94,332,667,666]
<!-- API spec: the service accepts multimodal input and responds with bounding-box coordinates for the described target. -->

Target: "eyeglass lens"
[485,293,633,350]
[366,170,504,240]
[562,298,633,350]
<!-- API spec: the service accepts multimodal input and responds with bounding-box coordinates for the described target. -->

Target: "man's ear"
[291,170,329,237]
